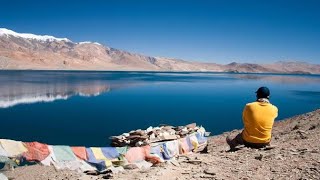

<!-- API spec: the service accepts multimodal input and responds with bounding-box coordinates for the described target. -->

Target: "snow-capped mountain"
[0,28,71,42]
[0,28,319,74]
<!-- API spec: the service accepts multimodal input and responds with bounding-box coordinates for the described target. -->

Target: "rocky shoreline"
[2,109,320,180]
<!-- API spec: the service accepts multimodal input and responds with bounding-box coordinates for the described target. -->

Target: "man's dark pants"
[227,132,270,150]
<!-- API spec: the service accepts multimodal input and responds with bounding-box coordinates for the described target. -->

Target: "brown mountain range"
[0,28,319,74]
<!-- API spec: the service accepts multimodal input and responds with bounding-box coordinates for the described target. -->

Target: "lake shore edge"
[1,69,319,76]
[2,109,320,179]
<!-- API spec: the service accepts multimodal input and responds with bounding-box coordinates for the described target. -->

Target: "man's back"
[242,101,278,143]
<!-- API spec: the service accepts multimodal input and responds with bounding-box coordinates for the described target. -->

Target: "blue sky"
[1,0,319,64]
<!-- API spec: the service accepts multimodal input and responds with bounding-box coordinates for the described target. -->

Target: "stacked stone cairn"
[110,123,210,147]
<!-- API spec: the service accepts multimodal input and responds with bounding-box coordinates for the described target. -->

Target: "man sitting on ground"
[227,86,278,150]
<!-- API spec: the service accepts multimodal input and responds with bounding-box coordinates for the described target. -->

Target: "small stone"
[254,154,263,161]
[292,124,300,130]
[123,164,139,170]
[309,124,316,130]
[187,160,202,165]
[263,145,276,150]
[170,159,180,167]
[203,168,216,175]
[85,170,100,176]
[270,168,276,172]
[102,173,113,179]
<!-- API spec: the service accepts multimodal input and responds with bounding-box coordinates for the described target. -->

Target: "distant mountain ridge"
[0,28,319,74]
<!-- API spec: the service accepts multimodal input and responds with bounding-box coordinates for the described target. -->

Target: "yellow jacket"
[242,101,278,143]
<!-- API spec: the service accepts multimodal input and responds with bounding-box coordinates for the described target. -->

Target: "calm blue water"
[0,71,319,146]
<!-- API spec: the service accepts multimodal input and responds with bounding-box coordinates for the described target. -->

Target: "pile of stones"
[110,123,208,147]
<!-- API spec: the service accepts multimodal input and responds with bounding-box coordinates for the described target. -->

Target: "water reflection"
[234,74,320,84]
[0,71,116,108]
[0,81,110,108]
[0,71,229,108]
[0,71,319,108]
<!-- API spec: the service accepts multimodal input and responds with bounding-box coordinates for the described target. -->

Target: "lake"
[0,70,319,146]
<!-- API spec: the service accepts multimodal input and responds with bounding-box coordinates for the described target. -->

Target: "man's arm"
[242,104,248,126]
[274,106,279,119]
